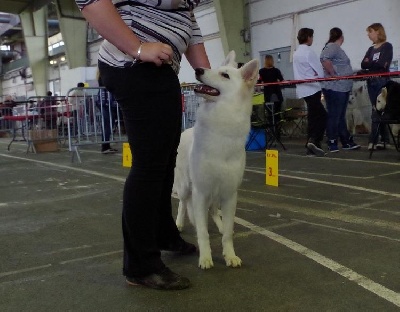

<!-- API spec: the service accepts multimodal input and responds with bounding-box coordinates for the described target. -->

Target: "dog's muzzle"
[194,68,220,96]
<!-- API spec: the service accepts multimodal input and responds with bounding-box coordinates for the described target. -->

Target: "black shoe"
[126,267,191,290]
[306,142,326,157]
[306,149,316,157]
[161,240,197,255]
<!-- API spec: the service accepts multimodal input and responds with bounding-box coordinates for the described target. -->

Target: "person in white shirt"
[293,28,327,156]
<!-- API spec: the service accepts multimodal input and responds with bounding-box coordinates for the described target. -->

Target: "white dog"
[376,81,400,136]
[173,51,259,269]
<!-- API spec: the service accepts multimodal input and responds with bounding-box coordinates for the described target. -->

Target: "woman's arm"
[373,42,393,71]
[184,43,211,69]
[79,0,172,65]
[308,51,324,78]
[361,47,372,70]
[321,60,336,76]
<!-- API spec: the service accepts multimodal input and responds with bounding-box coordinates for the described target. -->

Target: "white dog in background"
[347,82,371,134]
[173,51,259,269]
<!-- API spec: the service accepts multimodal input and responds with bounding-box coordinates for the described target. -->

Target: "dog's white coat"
[173,51,259,269]
[376,86,400,135]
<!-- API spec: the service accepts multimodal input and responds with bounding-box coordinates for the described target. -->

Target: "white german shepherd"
[173,51,259,269]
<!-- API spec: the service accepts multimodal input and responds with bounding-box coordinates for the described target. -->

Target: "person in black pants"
[76,0,210,290]
[258,55,284,139]
[293,28,327,156]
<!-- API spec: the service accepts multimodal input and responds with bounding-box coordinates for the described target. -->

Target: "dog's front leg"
[192,188,213,269]
[221,193,242,268]
[175,200,186,232]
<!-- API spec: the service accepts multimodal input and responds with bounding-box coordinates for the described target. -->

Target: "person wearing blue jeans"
[97,77,118,154]
[322,89,359,151]
[320,27,360,152]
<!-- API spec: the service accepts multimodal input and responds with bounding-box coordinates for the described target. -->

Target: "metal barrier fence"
[181,83,204,131]
[65,87,125,162]
[0,97,66,152]
[0,90,126,159]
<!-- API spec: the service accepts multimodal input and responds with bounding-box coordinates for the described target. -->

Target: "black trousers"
[99,61,183,277]
[303,91,327,144]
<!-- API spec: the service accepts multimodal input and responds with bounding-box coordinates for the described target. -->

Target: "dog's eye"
[221,73,230,79]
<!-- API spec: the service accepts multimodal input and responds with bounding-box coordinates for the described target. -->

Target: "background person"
[293,28,327,157]
[320,27,360,152]
[360,23,393,150]
[67,82,85,136]
[76,0,210,291]
[97,76,118,154]
[258,55,284,137]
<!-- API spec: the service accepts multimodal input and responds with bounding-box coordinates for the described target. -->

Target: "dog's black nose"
[195,68,204,76]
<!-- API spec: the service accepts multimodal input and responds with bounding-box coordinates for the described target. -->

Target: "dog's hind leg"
[220,193,242,268]
[193,189,213,269]
[175,200,186,232]
[210,202,223,234]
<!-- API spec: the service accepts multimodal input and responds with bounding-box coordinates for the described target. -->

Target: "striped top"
[75,0,203,74]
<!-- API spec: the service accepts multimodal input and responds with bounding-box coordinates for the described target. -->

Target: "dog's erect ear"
[221,51,236,67]
[376,87,387,111]
[381,87,388,98]
[240,59,259,83]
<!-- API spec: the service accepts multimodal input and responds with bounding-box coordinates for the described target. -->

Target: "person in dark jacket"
[360,23,393,150]
[258,55,284,137]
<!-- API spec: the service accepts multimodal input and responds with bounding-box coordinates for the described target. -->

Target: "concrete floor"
[0,135,399,311]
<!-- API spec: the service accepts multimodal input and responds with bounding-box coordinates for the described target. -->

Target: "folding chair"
[283,98,308,137]
[369,116,400,158]
[246,105,266,150]
[264,102,286,150]
[246,93,286,151]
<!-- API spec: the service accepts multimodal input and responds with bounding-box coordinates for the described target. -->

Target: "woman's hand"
[139,42,173,66]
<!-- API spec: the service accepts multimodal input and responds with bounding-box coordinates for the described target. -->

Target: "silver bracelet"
[136,43,143,61]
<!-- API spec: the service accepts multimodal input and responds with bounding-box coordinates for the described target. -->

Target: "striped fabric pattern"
[75,0,203,73]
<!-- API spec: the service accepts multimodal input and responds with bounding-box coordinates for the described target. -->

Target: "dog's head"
[376,87,387,111]
[194,51,259,102]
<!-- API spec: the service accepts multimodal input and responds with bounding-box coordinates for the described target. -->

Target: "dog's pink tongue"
[194,84,220,96]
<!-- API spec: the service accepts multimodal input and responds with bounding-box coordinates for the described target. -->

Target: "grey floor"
[0,135,399,312]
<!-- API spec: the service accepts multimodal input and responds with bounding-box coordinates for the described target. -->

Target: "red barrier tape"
[256,71,400,87]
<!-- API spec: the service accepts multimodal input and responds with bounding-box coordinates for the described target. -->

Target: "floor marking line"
[0,153,125,182]
[245,168,400,199]
[59,250,122,265]
[234,216,400,307]
[0,264,52,278]
[290,218,400,243]
[0,251,122,279]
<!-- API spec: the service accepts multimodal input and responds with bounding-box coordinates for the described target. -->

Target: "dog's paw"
[198,257,214,269]
[176,223,184,232]
[225,255,242,268]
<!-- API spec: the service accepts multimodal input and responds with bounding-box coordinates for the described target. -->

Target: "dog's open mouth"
[194,84,220,96]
